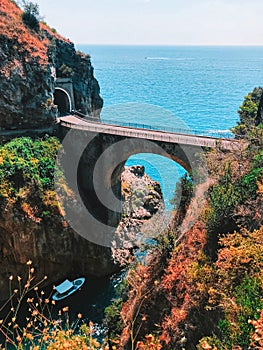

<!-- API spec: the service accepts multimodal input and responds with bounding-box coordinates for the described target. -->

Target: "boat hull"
[52,277,85,301]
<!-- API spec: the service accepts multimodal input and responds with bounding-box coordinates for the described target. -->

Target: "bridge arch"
[56,127,211,248]
[54,87,72,116]
[90,136,201,215]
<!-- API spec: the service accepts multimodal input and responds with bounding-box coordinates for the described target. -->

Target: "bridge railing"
[101,119,234,139]
[70,110,234,139]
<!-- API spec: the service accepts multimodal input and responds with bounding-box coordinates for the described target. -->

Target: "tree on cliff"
[232,87,263,139]
[21,0,40,31]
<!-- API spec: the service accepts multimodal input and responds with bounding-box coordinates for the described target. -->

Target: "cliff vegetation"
[105,88,263,350]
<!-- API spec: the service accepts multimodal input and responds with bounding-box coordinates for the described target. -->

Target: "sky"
[35,0,263,46]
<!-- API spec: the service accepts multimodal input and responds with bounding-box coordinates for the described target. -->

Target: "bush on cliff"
[0,136,67,220]
[21,1,40,31]
[232,86,263,139]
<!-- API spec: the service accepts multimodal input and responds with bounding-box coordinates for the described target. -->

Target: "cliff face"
[0,0,102,130]
[113,165,164,264]
[0,201,118,298]
[0,165,164,299]
[0,135,165,299]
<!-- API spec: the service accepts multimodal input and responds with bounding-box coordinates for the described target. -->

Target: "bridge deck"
[58,115,241,151]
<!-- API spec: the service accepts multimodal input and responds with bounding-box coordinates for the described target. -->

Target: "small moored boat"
[52,277,85,301]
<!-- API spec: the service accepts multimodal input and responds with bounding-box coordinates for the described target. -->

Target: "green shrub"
[233,277,263,348]
[232,87,263,138]
[242,150,263,197]
[0,136,60,201]
[170,173,193,212]
[21,1,40,31]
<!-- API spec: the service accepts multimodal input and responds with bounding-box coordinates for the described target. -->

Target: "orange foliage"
[249,309,263,348]
[119,222,209,347]
[216,227,263,287]
[160,222,208,343]
[136,334,162,349]
[119,258,164,348]
[21,202,41,223]
[120,264,150,328]
[0,0,70,67]
[0,0,49,64]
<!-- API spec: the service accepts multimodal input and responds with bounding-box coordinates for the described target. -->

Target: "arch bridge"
[56,113,244,240]
[57,113,240,172]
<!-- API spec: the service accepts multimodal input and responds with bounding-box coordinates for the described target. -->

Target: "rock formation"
[0,1,165,299]
[112,166,165,265]
[0,0,102,130]
[0,161,164,299]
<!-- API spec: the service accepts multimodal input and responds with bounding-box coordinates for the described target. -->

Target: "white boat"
[52,277,85,301]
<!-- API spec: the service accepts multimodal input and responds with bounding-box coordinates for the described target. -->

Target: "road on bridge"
[58,115,242,151]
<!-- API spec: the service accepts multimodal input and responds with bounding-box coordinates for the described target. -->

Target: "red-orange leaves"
[216,227,263,287]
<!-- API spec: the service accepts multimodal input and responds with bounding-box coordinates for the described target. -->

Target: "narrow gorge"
[0,0,165,298]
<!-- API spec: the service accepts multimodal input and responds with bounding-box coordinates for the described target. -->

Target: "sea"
[77,45,263,210]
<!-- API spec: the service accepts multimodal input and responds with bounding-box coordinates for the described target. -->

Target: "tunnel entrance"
[54,88,72,116]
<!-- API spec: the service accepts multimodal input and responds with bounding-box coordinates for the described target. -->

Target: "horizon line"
[76,43,263,47]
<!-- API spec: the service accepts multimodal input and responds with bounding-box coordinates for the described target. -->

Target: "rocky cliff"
[0,165,164,299]
[0,0,102,130]
[113,165,164,264]
[0,0,165,301]
[0,135,164,299]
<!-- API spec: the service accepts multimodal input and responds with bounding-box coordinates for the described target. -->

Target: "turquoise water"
[77,45,263,208]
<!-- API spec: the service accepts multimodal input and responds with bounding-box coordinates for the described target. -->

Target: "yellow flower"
[16,335,22,343]
[27,260,32,265]
[25,333,33,341]
[145,334,154,342]
[9,275,13,281]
